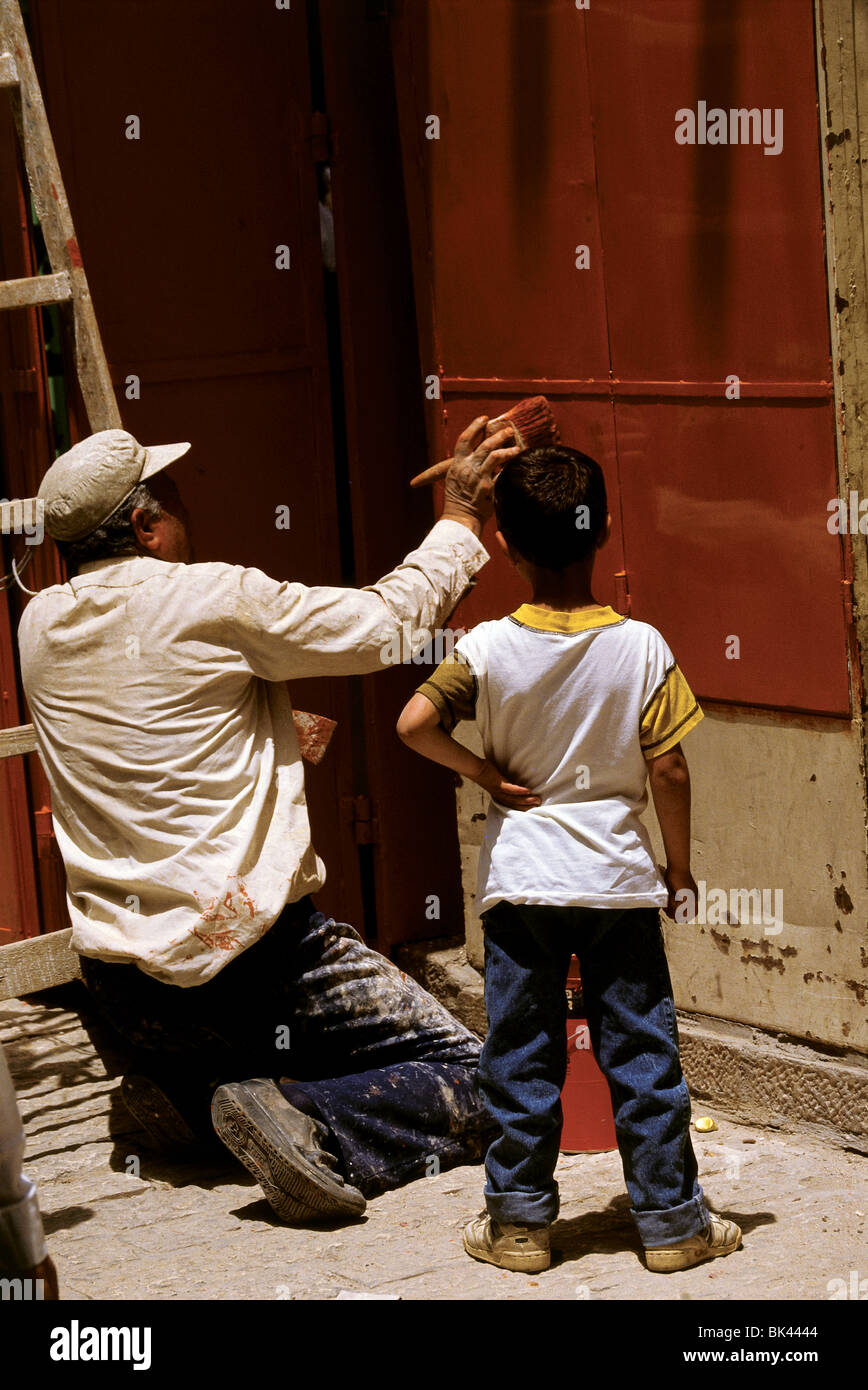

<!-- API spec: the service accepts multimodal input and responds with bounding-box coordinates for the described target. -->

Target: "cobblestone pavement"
[2,991,865,1303]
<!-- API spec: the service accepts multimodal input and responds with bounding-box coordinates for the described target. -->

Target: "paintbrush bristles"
[408,395,560,487]
[486,395,559,450]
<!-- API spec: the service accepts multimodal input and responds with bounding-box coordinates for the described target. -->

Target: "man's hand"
[441,417,521,535]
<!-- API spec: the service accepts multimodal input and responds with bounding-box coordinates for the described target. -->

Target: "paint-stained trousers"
[79,898,496,1196]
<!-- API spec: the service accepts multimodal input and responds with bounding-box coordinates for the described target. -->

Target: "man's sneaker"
[462,1213,551,1273]
[211,1079,366,1223]
[645,1214,742,1272]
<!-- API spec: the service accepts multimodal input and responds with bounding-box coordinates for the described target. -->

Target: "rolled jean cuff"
[632,1190,709,1248]
[0,1177,47,1271]
[484,1186,558,1227]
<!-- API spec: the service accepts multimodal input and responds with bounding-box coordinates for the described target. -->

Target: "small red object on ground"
[560,956,617,1152]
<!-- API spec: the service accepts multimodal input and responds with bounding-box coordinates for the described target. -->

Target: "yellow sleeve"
[415,652,478,733]
[640,664,703,757]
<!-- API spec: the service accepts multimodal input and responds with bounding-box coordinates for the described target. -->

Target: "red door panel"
[412,0,610,383]
[615,398,845,710]
[586,0,831,385]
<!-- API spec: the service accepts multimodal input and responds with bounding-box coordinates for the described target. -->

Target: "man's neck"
[73,552,138,575]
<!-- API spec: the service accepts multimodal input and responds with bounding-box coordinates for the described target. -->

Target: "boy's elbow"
[647,746,690,785]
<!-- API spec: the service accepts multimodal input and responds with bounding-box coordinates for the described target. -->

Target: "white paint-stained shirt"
[416,603,703,914]
[18,520,487,986]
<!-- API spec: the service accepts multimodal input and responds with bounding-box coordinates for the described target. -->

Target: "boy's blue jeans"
[478,901,710,1247]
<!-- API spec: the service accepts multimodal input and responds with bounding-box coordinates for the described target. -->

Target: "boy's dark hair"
[494,445,608,570]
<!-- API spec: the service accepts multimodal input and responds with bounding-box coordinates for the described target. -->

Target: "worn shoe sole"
[211,1083,366,1224]
[645,1223,743,1272]
[462,1227,551,1273]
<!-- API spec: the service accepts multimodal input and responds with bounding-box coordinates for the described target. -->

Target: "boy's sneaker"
[645,1214,742,1272]
[462,1213,551,1273]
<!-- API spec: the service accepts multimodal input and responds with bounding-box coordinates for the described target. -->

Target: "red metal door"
[391,0,848,715]
[318,0,465,950]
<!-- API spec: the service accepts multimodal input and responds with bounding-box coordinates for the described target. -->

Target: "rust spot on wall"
[710,929,730,954]
[833,884,853,913]
[740,938,785,974]
[844,979,867,1005]
[779,944,798,958]
[826,127,851,148]
[803,971,815,983]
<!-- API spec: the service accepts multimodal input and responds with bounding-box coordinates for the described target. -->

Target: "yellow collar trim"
[510,603,626,634]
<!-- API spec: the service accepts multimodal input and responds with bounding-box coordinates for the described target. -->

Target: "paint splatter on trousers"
[79,897,496,1196]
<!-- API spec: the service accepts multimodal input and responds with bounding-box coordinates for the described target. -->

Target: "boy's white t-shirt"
[416,603,703,915]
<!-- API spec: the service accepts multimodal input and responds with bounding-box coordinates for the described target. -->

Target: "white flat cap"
[38,429,191,542]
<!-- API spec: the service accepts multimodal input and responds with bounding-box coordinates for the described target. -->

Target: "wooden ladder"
[0,0,119,999]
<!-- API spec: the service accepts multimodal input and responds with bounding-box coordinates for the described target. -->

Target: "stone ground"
[2,989,866,1303]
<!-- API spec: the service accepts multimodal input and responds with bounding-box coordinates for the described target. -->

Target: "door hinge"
[842,577,855,624]
[11,368,38,394]
[308,111,331,164]
[614,570,631,617]
[342,794,378,845]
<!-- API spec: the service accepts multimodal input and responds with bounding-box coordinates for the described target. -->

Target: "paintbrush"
[409,395,559,488]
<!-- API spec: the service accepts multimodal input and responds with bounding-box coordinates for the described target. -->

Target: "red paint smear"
[50,183,59,201]
[66,237,83,268]
[293,709,337,765]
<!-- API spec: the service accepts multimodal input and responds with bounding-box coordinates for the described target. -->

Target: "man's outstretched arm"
[213,418,519,681]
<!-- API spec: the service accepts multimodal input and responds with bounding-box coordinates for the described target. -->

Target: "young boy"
[397,445,742,1275]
